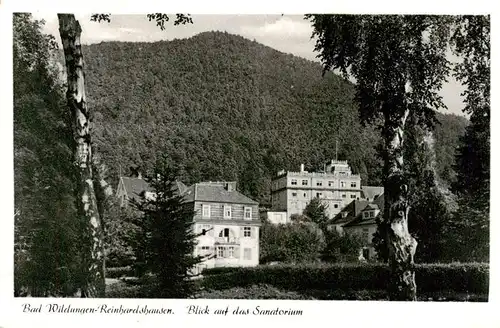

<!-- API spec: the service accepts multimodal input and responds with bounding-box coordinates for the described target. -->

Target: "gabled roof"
[330,199,369,225]
[364,203,379,210]
[119,177,153,202]
[343,193,385,228]
[117,178,258,205]
[361,186,384,200]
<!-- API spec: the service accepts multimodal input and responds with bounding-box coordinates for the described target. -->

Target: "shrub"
[259,222,325,264]
[106,266,133,279]
[201,262,489,295]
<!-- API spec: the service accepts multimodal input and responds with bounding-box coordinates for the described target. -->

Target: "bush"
[259,222,325,264]
[106,266,133,278]
[202,267,242,276]
[201,262,489,295]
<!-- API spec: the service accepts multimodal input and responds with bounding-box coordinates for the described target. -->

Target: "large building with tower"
[269,160,363,222]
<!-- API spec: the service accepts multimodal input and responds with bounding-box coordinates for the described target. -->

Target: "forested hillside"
[80,31,468,203]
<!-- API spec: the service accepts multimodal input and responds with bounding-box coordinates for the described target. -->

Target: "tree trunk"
[384,108,418,301]
[58,14,105,297]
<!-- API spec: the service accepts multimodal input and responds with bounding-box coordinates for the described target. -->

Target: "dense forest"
[72,31,468,204]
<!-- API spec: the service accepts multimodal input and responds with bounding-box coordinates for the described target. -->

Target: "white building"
[270,160,362,221]
[116,178,260,273]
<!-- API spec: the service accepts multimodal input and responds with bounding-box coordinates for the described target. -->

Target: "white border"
[1,1,498,327]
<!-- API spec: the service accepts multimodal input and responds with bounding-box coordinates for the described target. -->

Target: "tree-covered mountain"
[79,31,468,203]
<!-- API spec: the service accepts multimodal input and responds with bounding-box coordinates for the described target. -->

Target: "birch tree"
[56,13,193,297]
[306,15,452,300]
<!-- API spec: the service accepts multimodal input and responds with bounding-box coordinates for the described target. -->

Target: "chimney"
[300,164,305,172]
[138,171,142,179]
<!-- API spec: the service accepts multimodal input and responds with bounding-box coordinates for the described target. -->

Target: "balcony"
[215,237,240,245]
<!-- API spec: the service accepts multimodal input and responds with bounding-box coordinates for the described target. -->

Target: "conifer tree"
[131,158,203,298]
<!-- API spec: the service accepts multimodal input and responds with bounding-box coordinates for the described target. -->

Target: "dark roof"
[364,203,379,210]
[343,193,385,228]
[373,193,385,211]
[119,178,258,205]
[330,199,369,225]
[329,193,385,228]
[184,183,258,205]
[361,186,384,200]
[120,177,153,201]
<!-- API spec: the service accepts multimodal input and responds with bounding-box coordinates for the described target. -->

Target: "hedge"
[201,262,489,295]
[106,266,134,279]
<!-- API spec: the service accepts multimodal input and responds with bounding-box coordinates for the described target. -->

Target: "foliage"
[13,13,81,297]
[302,197,330,231]
[129,157,204,298]
[448,16,490,263]
[443,197,489,263]
[259,222,325,264]
[103,201,141,267]
[67,31,467,205]
[201,262,489,296]
[321,229,366,262]
[106,266,134,278]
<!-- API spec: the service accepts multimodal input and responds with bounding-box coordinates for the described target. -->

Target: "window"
[228,246,235,258]
[351,182,357,188]
[328,181,334,187]
[217,247,225,258]
[199,246,210,256]
[316,181,323,186]
[362,248,370,259]
[292,192,297,197]
[224,205,231,218]
[364,212,370,218]
[340,181,346,188]
[351,194,356,199]
[243,227,252,237]
[291,179,297,185]
[244,207,252,219]
[219,228,230,238]
[342,193,346,198]
[316,192,322,198]
[370,211,375,218]
[243,248,252,260]
[202,204,210,218]
[303,193,307,197]
[334,204,339,209]
[302,180,308,186]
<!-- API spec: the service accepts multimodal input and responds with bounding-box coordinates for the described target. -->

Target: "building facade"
[330,194,384,260]
[117,178,260,273]
[270,160,362,220]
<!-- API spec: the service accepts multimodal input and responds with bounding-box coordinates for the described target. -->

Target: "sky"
[33,13,467,117]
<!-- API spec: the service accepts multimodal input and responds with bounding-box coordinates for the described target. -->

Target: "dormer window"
[364,211,375,219]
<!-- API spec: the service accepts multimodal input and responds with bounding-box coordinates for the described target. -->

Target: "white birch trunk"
[58,14,105,297]
[384,108,418,301]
